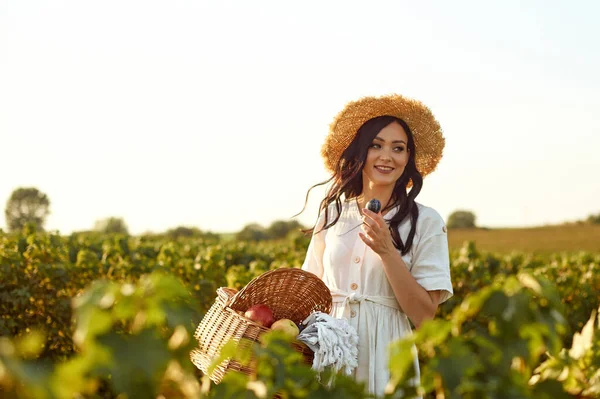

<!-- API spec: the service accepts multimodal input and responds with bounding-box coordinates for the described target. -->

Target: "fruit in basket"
[244,304,275,327]
[271,318,300,338]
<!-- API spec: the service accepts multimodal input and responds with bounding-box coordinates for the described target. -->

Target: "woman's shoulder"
[416,202,443,220]
[415,202,447,235]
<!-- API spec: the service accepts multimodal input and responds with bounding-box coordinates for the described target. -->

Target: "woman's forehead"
[376,122,408,141]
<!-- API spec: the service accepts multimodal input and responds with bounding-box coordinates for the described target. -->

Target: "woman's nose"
[378,150,392,161]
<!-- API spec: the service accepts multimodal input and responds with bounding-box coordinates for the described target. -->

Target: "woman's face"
[362,121,410,188]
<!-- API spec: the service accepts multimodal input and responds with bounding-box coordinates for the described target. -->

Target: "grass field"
[448,223,600,253]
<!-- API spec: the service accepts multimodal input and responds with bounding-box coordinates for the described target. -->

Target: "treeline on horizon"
[3,186,600,242]
[2,187,307,241]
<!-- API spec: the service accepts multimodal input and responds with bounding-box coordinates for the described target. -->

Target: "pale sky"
[1,1,599,235]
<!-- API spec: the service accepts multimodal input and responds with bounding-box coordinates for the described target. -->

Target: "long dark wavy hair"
[300,115,423,255]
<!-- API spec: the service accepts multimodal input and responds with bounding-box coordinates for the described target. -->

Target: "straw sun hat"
[321,94,445,178]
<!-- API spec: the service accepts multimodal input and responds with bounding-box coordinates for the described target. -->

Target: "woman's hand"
[358,208,396,258]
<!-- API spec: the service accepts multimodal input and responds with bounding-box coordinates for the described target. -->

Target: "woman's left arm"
[359,208,447,329]
[378,249,441,328]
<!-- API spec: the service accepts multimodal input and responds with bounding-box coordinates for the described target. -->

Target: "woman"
[301,94,453,397]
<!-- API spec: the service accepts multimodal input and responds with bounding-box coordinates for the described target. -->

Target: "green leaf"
[568,309,596,360]
[15,329,46,359]
[530,379,571,399]
[208,339,241,376]
[72,307,113,348]
[434,339,481,395]
[97,328,171,398]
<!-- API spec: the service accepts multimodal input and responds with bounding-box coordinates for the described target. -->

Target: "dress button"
[350,283,358,290]
[350,310,357,318]
[353,256,361,263]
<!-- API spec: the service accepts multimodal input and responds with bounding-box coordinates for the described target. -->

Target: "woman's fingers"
[361,207,393,255]
[362,220,375,235]
[358,232,375,248]
[362,208,382,228]
[361,220,382,249]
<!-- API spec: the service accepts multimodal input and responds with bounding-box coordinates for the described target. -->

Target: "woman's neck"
[357,183,395,213]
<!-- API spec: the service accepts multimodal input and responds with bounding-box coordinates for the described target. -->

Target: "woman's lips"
[374,165,394,174]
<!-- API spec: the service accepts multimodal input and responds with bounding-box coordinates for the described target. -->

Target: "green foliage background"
[1,227,599,398]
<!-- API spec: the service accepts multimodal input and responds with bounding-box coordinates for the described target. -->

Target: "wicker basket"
[190,267,332,384]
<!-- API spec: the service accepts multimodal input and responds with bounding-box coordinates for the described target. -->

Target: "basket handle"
[225,268,284,308]
[226,287,251,309]
[217,287,238,307]
[224,268,332,315]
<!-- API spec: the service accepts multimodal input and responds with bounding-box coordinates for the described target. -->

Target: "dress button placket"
[350,250,363,292]
[351,235,366,273]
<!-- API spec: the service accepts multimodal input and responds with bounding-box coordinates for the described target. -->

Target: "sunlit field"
[448,223,600,253]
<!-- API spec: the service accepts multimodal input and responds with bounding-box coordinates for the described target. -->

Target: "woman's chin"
[367,179,397,190]
[363,172,402,190]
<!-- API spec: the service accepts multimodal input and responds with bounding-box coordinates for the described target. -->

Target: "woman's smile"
[374,165,395,174]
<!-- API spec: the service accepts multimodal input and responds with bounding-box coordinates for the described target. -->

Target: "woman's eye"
[369,143,381,149]
[394,147,405,152]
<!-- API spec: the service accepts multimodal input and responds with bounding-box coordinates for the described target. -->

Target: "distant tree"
[4,187,51,232]
[447,210,477,228]
[94,217,129,234]
[164,226,220,241]
[166,226,203,239]
[236,223,269,241]
[587,213,600,224]
[202,231,221,242]
[266,220,303,239]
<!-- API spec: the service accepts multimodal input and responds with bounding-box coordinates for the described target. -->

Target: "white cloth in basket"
[296,311,359,376]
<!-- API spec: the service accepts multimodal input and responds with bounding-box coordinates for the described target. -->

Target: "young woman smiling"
[300,94,453,397]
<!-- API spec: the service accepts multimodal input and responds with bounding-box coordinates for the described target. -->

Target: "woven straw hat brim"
[321,94,445,178]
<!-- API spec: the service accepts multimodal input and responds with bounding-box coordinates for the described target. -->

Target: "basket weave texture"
[190,267,332,384]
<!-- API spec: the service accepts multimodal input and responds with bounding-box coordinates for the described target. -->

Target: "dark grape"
[366,199,381,213]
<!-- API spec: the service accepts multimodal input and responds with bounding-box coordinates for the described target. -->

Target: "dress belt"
[330,288,403,320]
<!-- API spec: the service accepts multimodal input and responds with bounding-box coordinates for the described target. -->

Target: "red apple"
[244,304,274,327]
[271,318,300,338]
